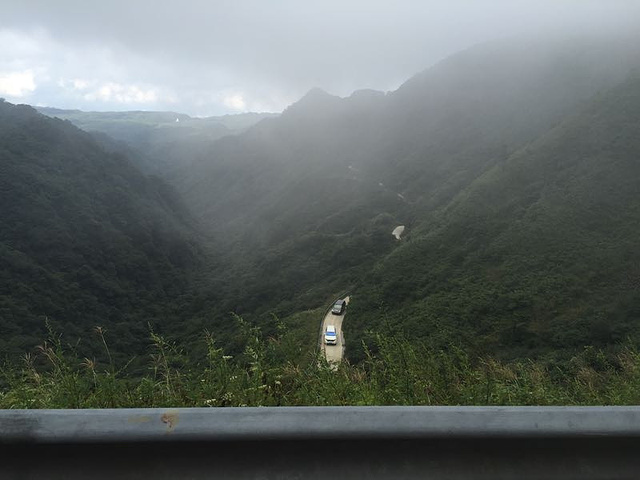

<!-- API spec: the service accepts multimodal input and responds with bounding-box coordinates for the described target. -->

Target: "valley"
[3,30,640,404]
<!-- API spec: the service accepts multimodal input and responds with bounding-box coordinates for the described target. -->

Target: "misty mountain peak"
[348,89,385,99]
[282,87,342,118]
[302,87,334,99]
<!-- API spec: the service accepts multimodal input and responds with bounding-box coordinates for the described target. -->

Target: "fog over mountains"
[3,31,640,364]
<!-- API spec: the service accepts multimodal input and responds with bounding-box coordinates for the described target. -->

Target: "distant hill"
[0,100,205,359]
[36,107,278,174]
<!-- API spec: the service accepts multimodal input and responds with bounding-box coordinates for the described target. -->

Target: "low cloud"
[2,1,640,115]
[84,82,160,104]
[223,94,247,111]
[0,70,36,98]
[71,79,90,90]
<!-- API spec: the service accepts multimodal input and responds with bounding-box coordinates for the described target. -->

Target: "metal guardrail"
[2,406,640,479]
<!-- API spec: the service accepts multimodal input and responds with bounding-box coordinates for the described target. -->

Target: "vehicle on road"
[325,325,337,345]
[331,299,346,315]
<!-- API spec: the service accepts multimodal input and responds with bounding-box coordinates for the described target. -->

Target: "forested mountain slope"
[372,34,640,208]
[346,75,640,362]
[186,34,640,230]
[177,34,640,319]
[0,101,204,358]
[6,33,640,365]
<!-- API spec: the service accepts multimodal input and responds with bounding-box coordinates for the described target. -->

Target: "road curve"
[321,296,350,365]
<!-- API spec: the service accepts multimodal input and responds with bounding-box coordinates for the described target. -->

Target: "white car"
[324,325,337,345]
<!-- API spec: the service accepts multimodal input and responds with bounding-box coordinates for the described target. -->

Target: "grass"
[2,317,640,408]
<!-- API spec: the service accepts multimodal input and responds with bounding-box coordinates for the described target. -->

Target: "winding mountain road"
[321,296,350,365]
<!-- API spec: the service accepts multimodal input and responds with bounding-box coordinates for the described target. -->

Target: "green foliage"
[162,38,640,368]
[0,101,206,359]
[5,37,640,381]
[345,76,640,363]
[3,322,640,408]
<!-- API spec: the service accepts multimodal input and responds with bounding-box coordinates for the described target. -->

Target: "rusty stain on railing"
[161,410,180,432]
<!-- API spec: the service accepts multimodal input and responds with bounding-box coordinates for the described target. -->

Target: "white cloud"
[3,1,639,115]
[83,82,159,104]
[223,94,246,111]
[0,70,36,97]
[72,78,89,90]
[0,29,45,63]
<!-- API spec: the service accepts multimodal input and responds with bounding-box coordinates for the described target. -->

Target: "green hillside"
[4,33,640,374]
[346,76,640,363]
[0,100,205,360]
[175,34,640,327]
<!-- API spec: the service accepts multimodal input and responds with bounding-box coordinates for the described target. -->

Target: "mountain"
[0,100,205,359]
[36,107,278,174]
[174,33,640,322]
[346,75,640,362]
[7,32,640,366]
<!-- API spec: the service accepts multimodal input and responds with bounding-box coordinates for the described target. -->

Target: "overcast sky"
[1,1,638,116]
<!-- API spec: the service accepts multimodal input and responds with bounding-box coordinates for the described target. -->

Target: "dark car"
[331,299,346,315]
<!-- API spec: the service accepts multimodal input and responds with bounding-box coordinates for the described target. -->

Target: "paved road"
[321,296,349,365]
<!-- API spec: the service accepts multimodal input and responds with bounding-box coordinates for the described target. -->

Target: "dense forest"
[0,100,207,363]
[3,32,640,406]
[347,76,640,363]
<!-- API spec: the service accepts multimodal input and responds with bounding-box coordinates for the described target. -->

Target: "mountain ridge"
[5,32,640,364]
[0,100,206,359]
[345,74,640,362]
